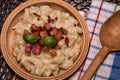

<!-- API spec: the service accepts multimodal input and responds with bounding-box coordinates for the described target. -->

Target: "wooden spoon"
[81,10,120,80]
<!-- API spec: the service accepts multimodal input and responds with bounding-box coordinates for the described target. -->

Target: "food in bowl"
[13,5,83,77]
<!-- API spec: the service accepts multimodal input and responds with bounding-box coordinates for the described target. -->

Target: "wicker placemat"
[0,0,25,80]
[105,0,120,5]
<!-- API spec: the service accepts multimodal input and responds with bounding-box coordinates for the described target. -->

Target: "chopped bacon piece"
[54,44,61,50]
[31,24,40,32]
[24,29,29,34]
[63,29,67,35]
[44,23,51,30]
[40,26,46,31]
[59,28,67,35]
[33,13,41,17]
[48,16,54,23]
[49,49,57,57]
[48,16,50,19]
[25,43,32,56]
[32,43,41,54]
[55,17,58,21]
[33,31,40,38]
[40,31,48,37]
[41,46,49,52]
[65,37,69,46]
[50,27,58,36]
[54,29,63,41]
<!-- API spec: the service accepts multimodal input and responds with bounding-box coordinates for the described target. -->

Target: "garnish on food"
[23,22,68,57]
[23,34,38,44]
[40,36,57,48]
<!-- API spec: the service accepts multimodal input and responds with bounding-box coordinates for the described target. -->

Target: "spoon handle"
[81,46,110,80]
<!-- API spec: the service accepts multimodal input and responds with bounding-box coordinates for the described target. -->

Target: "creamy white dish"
[13,5,83,77]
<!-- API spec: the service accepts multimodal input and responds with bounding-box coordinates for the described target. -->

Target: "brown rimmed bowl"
[1,0,89,80]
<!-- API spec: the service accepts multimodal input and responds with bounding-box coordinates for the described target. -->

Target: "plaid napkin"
[68,0,120,80]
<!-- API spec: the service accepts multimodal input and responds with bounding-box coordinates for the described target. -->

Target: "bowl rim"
[1,0,89,79]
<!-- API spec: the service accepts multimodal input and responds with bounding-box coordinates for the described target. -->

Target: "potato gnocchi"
[13,5,83,77]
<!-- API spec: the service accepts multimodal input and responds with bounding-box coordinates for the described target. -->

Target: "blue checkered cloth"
[68,0,120,80]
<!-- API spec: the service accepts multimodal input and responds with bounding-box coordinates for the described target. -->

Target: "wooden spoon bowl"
[1,0,89,80]
[100,10,120,51]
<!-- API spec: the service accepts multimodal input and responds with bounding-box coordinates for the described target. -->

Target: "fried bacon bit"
[59,28,67,35]
[55,17,58,21]
[33,13,41,17]
[48,16,50,19]
[40,26,46,31]
[44,23,51,30]
[49,49,57,57]
[54,44,61,50]
[31,24,40,32]
[32,43,41,54]
[54,29,63,41]
[40,31,48,37]
[50,27,58,36]
[25,43,32,56]
[33,31,40,38]
[65,37,69,46]
[42,46,49,52]
[48,16,55,23]
[24,29,29,34]
[63,29,67,35]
